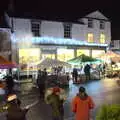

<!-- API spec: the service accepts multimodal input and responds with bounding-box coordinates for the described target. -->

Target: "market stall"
[38,58,71,69]
[0,56,18,80]
[38,58,71,87]
[67,54,102,81]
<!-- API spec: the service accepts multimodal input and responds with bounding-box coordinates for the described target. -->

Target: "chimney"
[8,0,14,13]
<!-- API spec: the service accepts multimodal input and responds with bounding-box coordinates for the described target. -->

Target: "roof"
[8,11,85,25]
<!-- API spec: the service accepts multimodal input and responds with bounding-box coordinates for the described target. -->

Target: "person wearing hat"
[6,94,29,120]
[72,86,95,120]
[46,87,65,120]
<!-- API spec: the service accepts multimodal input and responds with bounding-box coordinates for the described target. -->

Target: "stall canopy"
[38,58,71,69]
[67,54,102,65]
[99,51,120,63]
[0,56,17,69]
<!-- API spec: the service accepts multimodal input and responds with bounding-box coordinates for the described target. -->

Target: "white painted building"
[110,40,120,53]
[0,10,111,70]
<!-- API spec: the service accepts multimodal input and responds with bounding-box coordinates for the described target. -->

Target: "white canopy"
[98,51,120,63]
[37,58,71,69]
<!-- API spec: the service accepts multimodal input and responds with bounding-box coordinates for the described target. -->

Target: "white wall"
[82,18,111,44]
[12,16,111,46]
[41,21,64,38]
[111,40,120,49]
[72,24,86,41]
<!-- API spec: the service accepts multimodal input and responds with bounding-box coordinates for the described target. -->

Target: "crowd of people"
[0,71,95,120]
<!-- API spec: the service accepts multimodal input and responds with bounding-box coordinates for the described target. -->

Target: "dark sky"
[1,0,120,40]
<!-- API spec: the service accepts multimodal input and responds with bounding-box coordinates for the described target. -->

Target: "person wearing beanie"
[72,86,95,120]
[46,87,65,120]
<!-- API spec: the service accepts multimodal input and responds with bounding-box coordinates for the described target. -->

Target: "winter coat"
[7,104,28,120]
[72,93,95,120]
[47,94,64,117]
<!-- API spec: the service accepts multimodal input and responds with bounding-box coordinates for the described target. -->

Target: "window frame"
[100,33,105,44]
[87,33,94,43]
[88,18,93,28]
[100,20,105,29]
[64,23,72,38]
[31,21,41,37]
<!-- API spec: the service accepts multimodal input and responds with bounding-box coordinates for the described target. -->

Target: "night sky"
[1,0,120,40]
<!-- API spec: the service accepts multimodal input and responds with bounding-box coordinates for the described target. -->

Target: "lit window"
[64,23,72,38]
[88,33,94,43]
[100,33,105,43]
[88,19,93,28]
[31,22,40,37]
[100,21,105,29]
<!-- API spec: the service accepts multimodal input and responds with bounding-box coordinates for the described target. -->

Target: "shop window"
[100,33,105,44]
[31,22,40,37]
[64,23,72,38]
[100,21,105,29]
[88,19,93,28]
[77,50,90,56]
[88,33,94,43]
[57,49,74,61]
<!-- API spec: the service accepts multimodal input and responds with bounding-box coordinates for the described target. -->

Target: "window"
[31,22,40,37]
[88,33,94,43]
[88,19,93,28]
[100,21,105,29]
[100,33,105,43]
[64,23,72,38]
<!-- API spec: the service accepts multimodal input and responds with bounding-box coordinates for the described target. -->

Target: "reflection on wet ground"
[1,78,119,120]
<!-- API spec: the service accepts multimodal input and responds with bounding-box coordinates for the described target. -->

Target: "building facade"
[110,40,120,53]
[0,10,111,70]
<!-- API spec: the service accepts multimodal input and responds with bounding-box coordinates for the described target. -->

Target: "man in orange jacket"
[72,87,95,120]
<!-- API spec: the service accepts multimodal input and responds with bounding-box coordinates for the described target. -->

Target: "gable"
[85,11,109,20]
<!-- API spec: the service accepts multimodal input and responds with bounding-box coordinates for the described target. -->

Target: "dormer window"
[88,19,93,28]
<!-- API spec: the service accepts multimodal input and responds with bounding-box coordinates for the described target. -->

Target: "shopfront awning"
[0,56,18,69]
[32,37,108,47]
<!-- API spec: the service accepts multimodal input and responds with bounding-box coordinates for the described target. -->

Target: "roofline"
[83,17,110,22]
[10,16,85,25]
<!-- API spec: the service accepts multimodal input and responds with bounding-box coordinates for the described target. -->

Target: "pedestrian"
[84,64,91,81]
[72,68,78,83]
[37,70,47,99]
[6,94,29,120]
[46,87,65,120]
[0,81,6,103]
[5,75,14,95]
[72,86,95,120]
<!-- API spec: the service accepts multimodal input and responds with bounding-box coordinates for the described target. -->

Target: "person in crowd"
[0,81,6,103]
[6,94,29,120]
[72,86,95,120]
[5,75,14,95]
[37,69,47,99]
[46,87,65,120]
[72,68,78,83]
[37,69,42,78]
[84,64,91,81]
[43,68,47,77]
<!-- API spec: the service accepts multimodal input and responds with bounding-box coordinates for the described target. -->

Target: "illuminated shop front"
[19,48,40,71]
[17,36,108,71]
[57,48,74,61]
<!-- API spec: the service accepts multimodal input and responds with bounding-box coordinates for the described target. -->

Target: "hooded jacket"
[72,93,95,120]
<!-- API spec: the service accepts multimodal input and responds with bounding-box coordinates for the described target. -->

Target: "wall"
[111,40,120,50]
[41,21,64,38]
[82,18,111,44]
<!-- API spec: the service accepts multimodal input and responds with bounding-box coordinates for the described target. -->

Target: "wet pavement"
[0,77,120,120]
